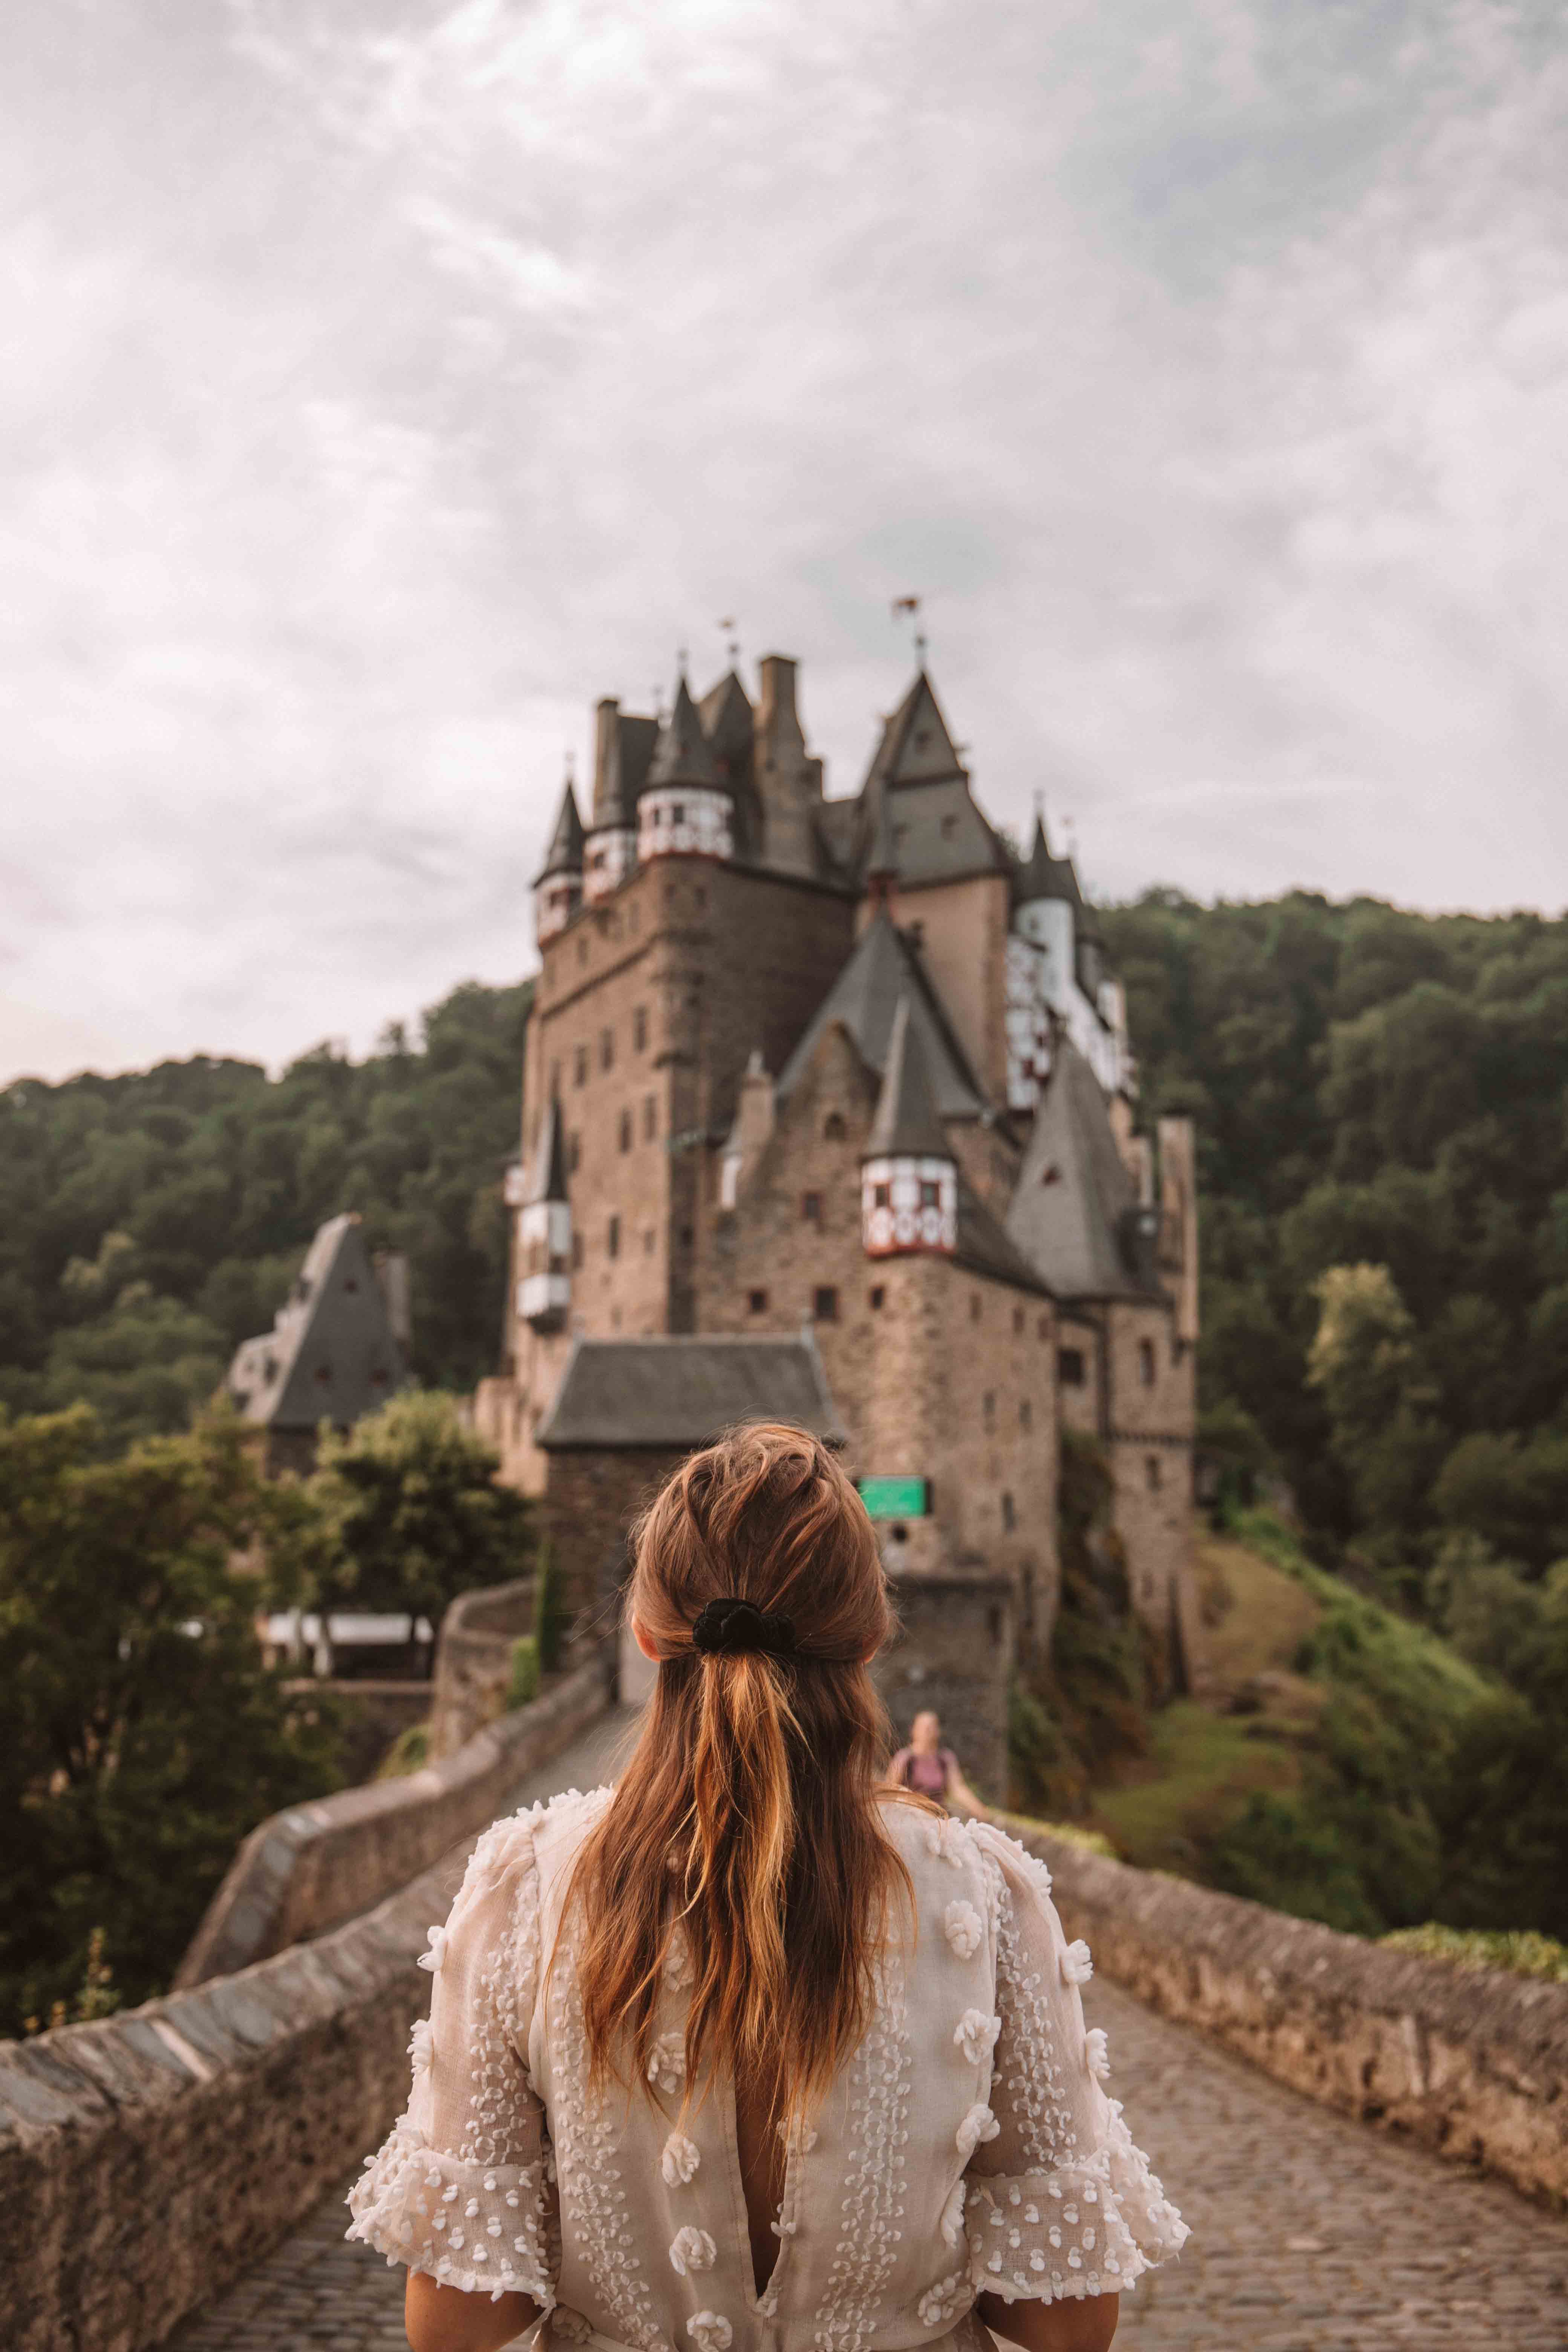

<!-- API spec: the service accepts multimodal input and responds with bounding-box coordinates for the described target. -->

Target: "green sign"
[858,1475,932,1520]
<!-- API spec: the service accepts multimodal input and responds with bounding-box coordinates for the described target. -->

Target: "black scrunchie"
[691,1596,798,1658]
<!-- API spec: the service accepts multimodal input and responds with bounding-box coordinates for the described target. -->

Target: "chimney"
[373,1251,412,1352]
[593,697,620,825]
[756,656,803,757]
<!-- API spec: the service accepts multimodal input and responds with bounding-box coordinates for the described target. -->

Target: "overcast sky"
[5,0,1567,1085]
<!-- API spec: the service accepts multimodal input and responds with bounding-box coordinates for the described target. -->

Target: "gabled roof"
[866,995,950,1160]
[525,1098,568,1207]
[227,1213,407,1432]
[1013,810,1082,911]
[646,675,721,793]
[864,670,966,790]
[536,1332,845,1450]
[1005,1038,1162,1301]
[535,778,585,880]
[776,910,989,1120]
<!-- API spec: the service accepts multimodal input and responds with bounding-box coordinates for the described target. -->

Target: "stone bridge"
[6,1675,1565,2352]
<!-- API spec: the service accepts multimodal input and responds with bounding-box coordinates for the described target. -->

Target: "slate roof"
[536,778,585,880]
[863,671,966,789]
[525,1099,568,1206]
[1005,1037,1163,1301]
[646,675,721,793]
[954,1170,1052,1297]
[591,711,659,831]
[698,670,753,766]
[227,1213,407,1432]
[1013,810,1081,910]
[776,910,989,1121]
[536,1333,846,1450]
[866,995,949,1159]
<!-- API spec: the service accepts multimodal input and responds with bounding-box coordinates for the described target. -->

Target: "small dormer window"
[672,802,685,825]
[315,1363,332,1385]
[824,1113,846,1141]
[873,1182,891,1211]
[919,1179,940,1210]
[343,1277,357,1293]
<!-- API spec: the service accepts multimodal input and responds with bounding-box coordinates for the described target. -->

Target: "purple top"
[890,1745,958,1800]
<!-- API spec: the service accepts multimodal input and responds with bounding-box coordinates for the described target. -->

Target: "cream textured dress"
[348,1786,1187,2352]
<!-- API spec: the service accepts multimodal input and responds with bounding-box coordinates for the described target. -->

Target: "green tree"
[0,1404,342,2034]
[305,1389,531,1623]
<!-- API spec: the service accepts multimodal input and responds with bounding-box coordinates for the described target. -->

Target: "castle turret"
[517,1098,572,1331]
[753,654,825,878]
[534,773,584,943]
[583,697,640,902]
[638,672,734,862]
[861,995,957,1257]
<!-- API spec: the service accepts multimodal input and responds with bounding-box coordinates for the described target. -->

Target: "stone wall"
[1020,1820,1568,2208]
[427,1574,534,1760]
[0,1655,620,2352]
[176,1647,613,1987]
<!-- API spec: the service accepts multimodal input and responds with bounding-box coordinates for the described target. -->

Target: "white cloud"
[1,0,1565,1085]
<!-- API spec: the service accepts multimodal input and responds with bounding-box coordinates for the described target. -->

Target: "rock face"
[1022,1821,1568,2208]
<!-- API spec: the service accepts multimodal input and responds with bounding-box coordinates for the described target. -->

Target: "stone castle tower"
[476,653,1201,1779]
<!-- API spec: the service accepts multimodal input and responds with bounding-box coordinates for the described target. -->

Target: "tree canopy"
[0,981,531,1452]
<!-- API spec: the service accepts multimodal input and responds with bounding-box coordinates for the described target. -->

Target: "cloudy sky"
[4,0,1566,1084]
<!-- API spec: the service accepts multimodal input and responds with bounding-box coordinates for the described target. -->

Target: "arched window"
[1138,1337,1156,1387]
[824,1112,846,1141]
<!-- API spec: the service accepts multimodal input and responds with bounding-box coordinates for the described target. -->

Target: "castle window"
[600,1026,614,1072]
[549,1060,561,1097]
[643,1094,656,1141]
[619,1109,632,1153]
[1139,1338,1156,1387]
[919,1179,940,1209]
[1059,1347,1085,1386]
[824,1112,846,1141]
[634,1004,648,1051]
[645,1230,655,1254]
[695,886,706,909]
[568,1131,581,1173]
[873,1181,891,1210]
[1019,1397,1032,1430]
[574,1044,588,1087]
[315,1363,332,1384]
[1012,1306,1023,1335]
[672,801,685,825]
[802,1191,823,1226]
[813,1285,839,1322]
[680,1223,694,1246]
[869,1285,885,1311]
[1001,1491,1015,1532]
[982,1391,995,1430]
[572,1233,583,1269]
[969,1293,982,1323]
[748,1288,769,1314]
[608,1215,620,1260]
[1145,1453,1161,1491]
[1038,1315,1050,1340]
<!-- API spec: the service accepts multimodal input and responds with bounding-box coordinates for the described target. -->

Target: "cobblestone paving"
[172,1726,1568,2350]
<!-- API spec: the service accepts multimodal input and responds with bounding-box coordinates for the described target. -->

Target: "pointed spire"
[866,995,951,1162]
[537,775,585,880]
[1015,803,1082,909]
[525,1098,569,1207]
[646,671,721,793]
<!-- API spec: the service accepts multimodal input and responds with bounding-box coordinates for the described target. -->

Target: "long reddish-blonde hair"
[566,1421,912,2115]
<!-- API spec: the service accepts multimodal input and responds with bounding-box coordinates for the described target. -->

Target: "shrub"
[507,1635,541,1710]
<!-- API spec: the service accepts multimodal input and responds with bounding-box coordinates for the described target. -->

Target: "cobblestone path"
[172,1726,1568,2351]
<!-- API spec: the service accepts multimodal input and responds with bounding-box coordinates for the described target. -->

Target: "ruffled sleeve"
[962,1823,1188,2306]
[346,1810,558,2305]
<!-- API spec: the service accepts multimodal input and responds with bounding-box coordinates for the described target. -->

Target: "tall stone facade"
[474,650,1202,1779]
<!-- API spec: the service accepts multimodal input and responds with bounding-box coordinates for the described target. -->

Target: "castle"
[475,653,1199,1787]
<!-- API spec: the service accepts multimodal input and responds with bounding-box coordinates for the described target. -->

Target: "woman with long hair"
[349,1423,1187,2352]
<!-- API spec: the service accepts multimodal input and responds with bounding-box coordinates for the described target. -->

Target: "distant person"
[887,1706,993,1818]
[351,1424,1186,2352]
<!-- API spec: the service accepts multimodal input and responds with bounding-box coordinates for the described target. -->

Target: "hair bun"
[691,1596,798,1658]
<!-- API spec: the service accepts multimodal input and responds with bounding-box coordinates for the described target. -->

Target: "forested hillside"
[0,982,531,1451]
[1098,893,1568,1589]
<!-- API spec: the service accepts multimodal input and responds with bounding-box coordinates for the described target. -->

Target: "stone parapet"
[427,1574,536,1759]
[175,1644,613,1987]
[1016,1822,1568,2207]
